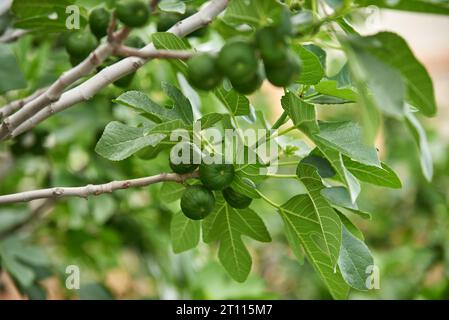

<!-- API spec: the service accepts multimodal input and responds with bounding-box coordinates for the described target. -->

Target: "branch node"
[53,188,64,197]
[89,52,100,65]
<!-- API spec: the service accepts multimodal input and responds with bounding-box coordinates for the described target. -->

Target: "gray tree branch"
[0,172,198,205]
[0,0,229,140]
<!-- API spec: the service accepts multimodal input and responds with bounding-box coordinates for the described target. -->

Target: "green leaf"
[301,153,336,179]
[0,237,49,288]
[147,119,187,135]
[311,64,358,105]
[280,164,348,299]
[137,119,188,160]
[197,113,224,129]
[214,86,250,116]
[355,0,449,15]
[0,209,29,233]
[329,63,381,141]
[343,35,406,118]
[315,121,380,168]
[0,44,26,93]
[95,122,166,161]
[336,18,359,35]
[321,186,371,220]
[405,111,433,181]
[287,103,366,203]
[336,211,364,241]
[305,143,361,203]
[230,175,260,199]
[284,222,305,264]
[159,182,185,203]
[223,0,284,28]
[91,196,116,225]
[281,92,319,132]
[338,225,374,291]
[203,195,271,282]
[321,187,359,210]
[170,211,200,253]
[293,45,325,85]
[330,63,353,87]
[217,235,252,283]
[158,0,186,14]
[114,90,186,123]
[234,162,267,185]
[162,82,194,124]
[152,32,191,73]
[325,0,344,9]
[351,32,436,116]
[12,0,87,32]
[304,44,327,69]
[307,94,354,105]
[295,163,343,264]
[343,157,402,189]
[314,80,357,102]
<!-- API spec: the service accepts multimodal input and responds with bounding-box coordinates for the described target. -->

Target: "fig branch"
[0,0,230,141]
[0,29,28,43]
[0,17,131,140]
[113,46,194,60]
[0,172,199,205]
[0,87,47,119]
[0,47,193,121]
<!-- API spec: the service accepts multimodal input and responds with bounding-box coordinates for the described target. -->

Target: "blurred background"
[0,8,448,299]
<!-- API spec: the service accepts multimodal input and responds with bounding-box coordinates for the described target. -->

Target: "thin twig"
[0,29,29,43]
[0,171,198,205]
[150,0,159,12]
[107,12,117,43]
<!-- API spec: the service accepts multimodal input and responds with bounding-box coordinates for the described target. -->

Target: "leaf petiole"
[255,189,281,209]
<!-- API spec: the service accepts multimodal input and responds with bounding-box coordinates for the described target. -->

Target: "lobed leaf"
[214,86,250,116]
[293,45,325,85]
[280,163,348,299]
[202,195,271,282]
[171,211,200,253]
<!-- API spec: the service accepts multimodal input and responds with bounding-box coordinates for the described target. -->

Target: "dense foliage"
[0,0,447,300]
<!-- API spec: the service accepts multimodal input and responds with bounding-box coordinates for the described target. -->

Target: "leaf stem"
[256,190,281,209]
[271,111,288,131]
[277,126,296,137]
[277,161,300,167]
[266,174,298,179]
